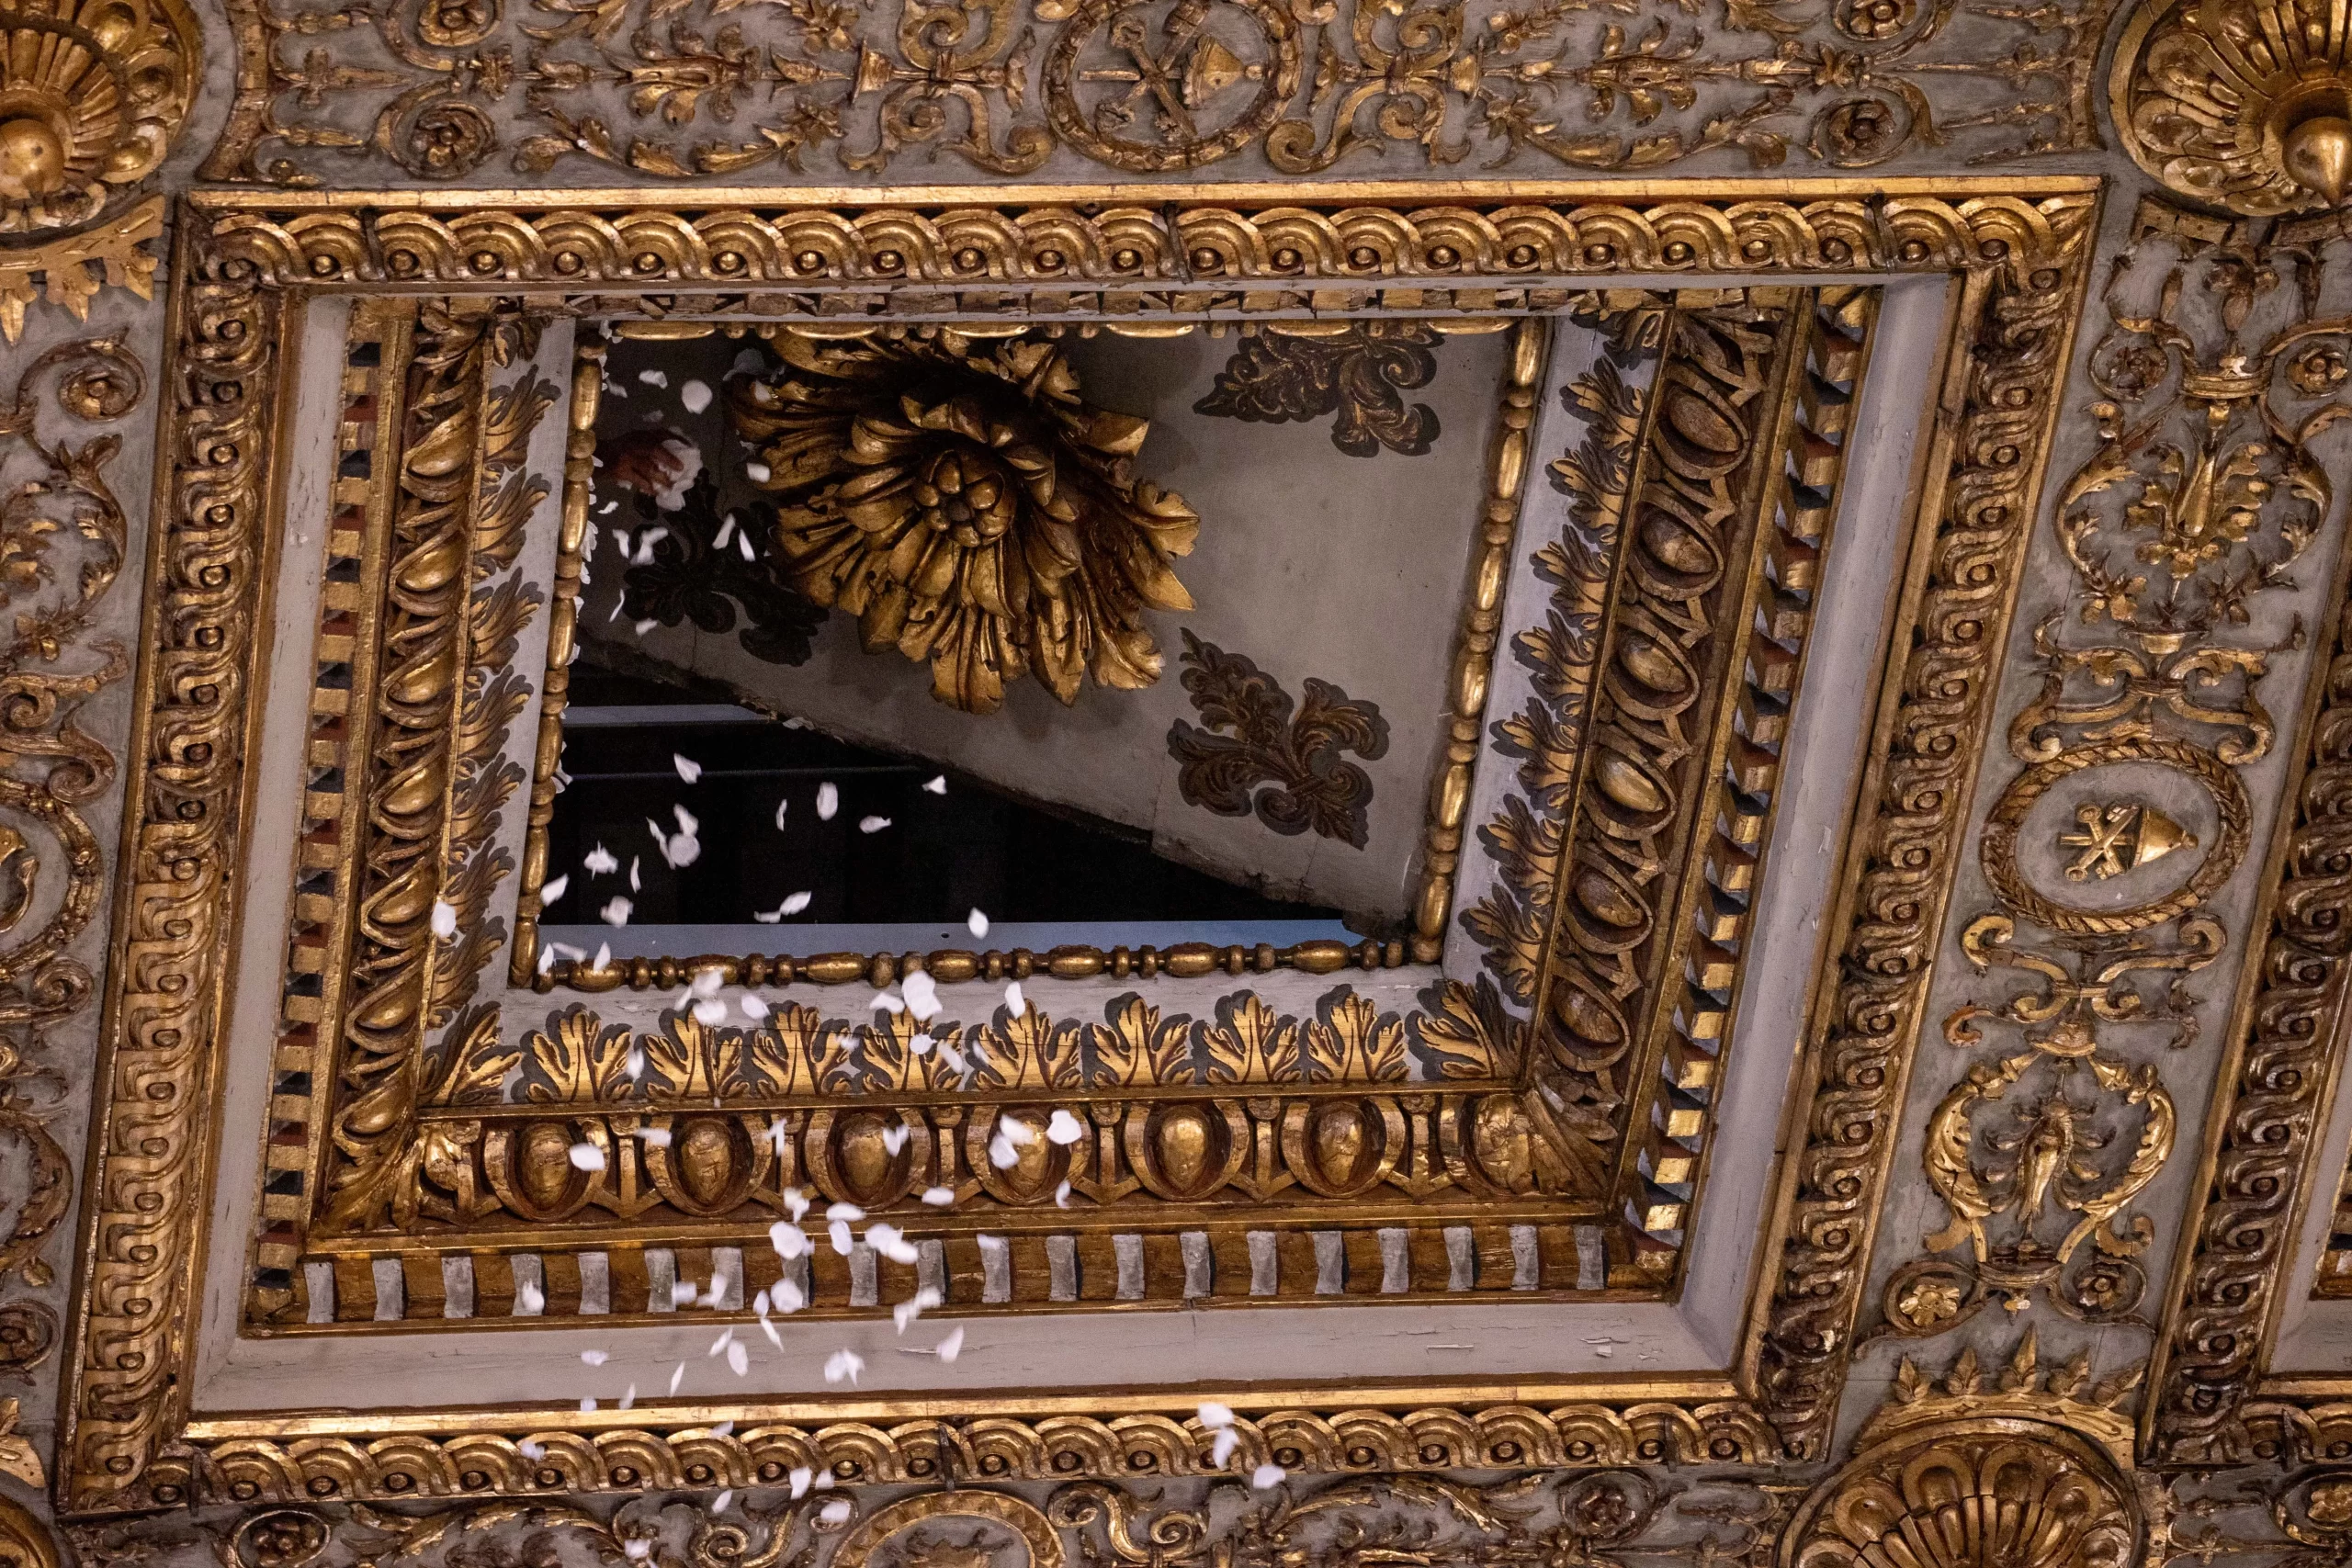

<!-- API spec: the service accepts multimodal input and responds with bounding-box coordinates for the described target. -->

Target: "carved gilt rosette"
[2115,0,2352,214]
[0,0,198,233]
[729,328,1200,716]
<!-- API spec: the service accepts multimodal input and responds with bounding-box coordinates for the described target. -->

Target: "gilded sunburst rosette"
[729,326,1201,716]
[0,0,198,235]
[2114,0,2352,215]
[1781,1336,2144,1568]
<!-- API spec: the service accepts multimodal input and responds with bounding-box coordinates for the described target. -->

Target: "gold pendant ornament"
[730,326,1200,715]
[2115,0,2352,213]
[0,0,198,234]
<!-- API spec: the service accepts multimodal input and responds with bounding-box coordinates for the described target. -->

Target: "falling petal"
[817,782,838,820]
[859,815,891,834]
[783,1188,811,1220]
[539,874,569,906]
[819,1499,852,1527]
[783,891,812,915]
[823,1349,865,1385]
[693,997,727,1025]
[1046,1109,1085,1145]
[674,753,704,784]
[1004,981,1025,1017]
[989,1135,1018,1170]
[569,1143,606,1171]
[639,369,670,387]
[601,897,633,927]
[595,942,612,971]
[866,1223,919,1264]
[911,1032,934,1055]
[881,1124,910,1156]
[582,1349,610,1366]
[1251,1464,1287,1490]
[923,775,947,795]
[775,797,790,830]
[432,898,458,940]
[968,908,990,939]
[741,993,771,1020]
[621,1383,638,1411]
[635,1126,673,1148]
[922,1186,956,1206]
[582,1397,599,1414]
[681,378,713,413]
[902,971,942,1023]
[1212,1428,1238,1467]
[937,1326,965,1363]
[1055,1179,1072,1209]
[789,1468,813,1499]
[1198,1401,1235,1428]
[629,856,642,892]
[770,1221,809,1259]
[747,461,773,482]
[727,1339,749,1377]
[670,1361,686,1394]
[869,990,905,1014]
[828,1217,853,1255]
[584,844,618,876]
[713,1489,733,1514]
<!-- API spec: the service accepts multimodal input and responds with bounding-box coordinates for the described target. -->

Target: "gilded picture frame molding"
[57,178,2100,1517]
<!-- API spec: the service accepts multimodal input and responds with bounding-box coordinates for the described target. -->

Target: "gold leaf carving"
[729,328,1199,714]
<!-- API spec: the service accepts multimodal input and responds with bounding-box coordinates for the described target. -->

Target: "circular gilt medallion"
[1043,0,1300,174]
[2113,0,2352,215]
[1980,739,2249,937]
[833,1493,1066,1568]
[1783,1419,2141,1568]
[0,0,200,234]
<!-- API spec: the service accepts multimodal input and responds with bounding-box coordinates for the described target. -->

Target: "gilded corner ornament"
[2116,0,2352,215]
[1783,1337,2143,1568]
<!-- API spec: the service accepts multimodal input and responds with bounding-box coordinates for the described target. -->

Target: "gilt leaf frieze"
[203,0,2110,186]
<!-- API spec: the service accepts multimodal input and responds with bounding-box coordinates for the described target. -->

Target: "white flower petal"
[569,1142,606,1171]
[680,378,713,413]
[582,1349,609,1366]
[1212,1428,1238,1467]
[858,815,891,834]
[770,1221,808,1259]
[635,1126,673,1147]
[1003,981,1025,1017]
[936,1326,965,1363]
[600,897,633,927]
[823,1348,865,1385]
[670,1361,686,1395]
[817,782,838,820]
[1198,1401,1234,1428]
[923,775,947,795]
[431,898,458,940]
[539,874,568,906]
[922,1186,956,1206]
[820,1499,852,1527]
[782,891,812,915]
[674,753,703,784]
[775,797,789,830]
[902,970,942,1022]
[727,1339,749,1377]
[1046,1109,1085,1145]
[1251,1464,1287,1490]
[967,908,989,939]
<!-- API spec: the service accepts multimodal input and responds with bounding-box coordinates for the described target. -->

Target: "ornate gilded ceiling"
[0,0,2345,1565]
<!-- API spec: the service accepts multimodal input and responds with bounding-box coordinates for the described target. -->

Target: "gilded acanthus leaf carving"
[1193,323,1442,458]
[325,300,555,1234]
[619,468,823,667]
[729,327,1200,715]
[1166,632,1389,847]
